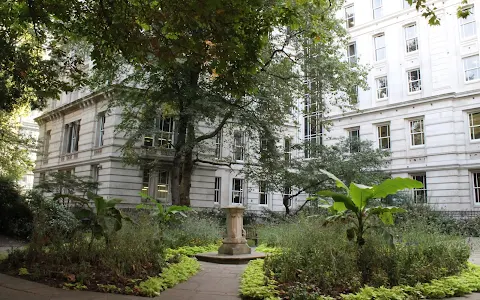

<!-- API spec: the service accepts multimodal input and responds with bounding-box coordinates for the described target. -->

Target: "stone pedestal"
[218,206,251,255]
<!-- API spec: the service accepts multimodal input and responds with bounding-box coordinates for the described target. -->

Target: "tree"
[25,0,365,206]
[245,138,390,215]
[0,1,84,113]
[409,0,470,25]
[0,106,36,180]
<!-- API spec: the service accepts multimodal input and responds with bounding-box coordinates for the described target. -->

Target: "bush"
[261,218,470,297]
[0,177,32,239]
[240,259,278,300]
[163,213,222,248]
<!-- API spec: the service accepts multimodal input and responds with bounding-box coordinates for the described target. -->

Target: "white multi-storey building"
[327,0,480,210]
[33,91,303,211]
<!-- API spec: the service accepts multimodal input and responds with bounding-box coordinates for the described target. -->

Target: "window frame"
[215,130,223,159]
[233,130,245,161]
[374,34,386,62]
[345,5,355,28]
[96,112,106,147]
[407,68,422,93]
[409,118,425,147]
[463,55,480,82]
[283,186,293,207]
[377,124,391,149]
[375,76,389,100]
[258,181,268,205]
[348,127,360,153]
[284,137,292,166]
[156,170,170,201]
[460,6,476,40]
[411,173,427,203]
[143,117,175,148]
[304,95,323,158]
[474,171,480,204]
[43,129,51,162]
[232,178,244,204]
[404,23,419,53]
[64,120,81,154]
[372,0,383,19]
[214,177,221,204]
[469,111,480,141]
[347,42,357,64]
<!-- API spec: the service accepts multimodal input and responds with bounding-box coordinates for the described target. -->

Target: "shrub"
[240,259,278,300]
[0,177,32,239]
[163,213,222,248]
[166,244,219,257]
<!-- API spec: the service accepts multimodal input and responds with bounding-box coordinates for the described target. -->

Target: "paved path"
[0,262,244,300]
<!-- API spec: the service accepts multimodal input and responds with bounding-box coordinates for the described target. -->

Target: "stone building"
[329,0,480,210]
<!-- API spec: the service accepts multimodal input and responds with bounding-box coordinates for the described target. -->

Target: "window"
[215,130,222,159]
[142,169,150,194]
[404,0,416,8]
[64,120,81,153]
[233,131,245,161]
[259,181,268,205]
[144,117,174,148]
[348,128,360,153]
[377,124,391,149]
[347,43,356,64]
[407,69,421,92]
[284,138,292,166]
[460,7,476,39]
[157,170,169,201]
[214,177,221,203]
[463,55,480,82]
[374,34,386,61]
[96,112,106,147]
[405,24,418,53]
[91,164,100,182]
[232,178,244,204]
[410,119,425,146]
[469,112,480,140]
[304,95,323,158]
[474,172,480,203]
[283,186,293,207]
[411,174,427,203]
[373,0,382,19]
[375,76,388,100]
[43,130,51,162]
[345,5,355,28]
[39,172,46,183]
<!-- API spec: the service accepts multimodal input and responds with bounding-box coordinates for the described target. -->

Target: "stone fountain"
[196,206,266,264]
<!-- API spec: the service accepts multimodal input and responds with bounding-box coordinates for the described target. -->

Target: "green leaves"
[319,169,348,192]
[372,177,423,199]
[367,206,407,225]
[316,190,357,213]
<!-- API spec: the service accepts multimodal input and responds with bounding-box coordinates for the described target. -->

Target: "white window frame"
[64,120,80,154]
[347,42,356,64]
[214,177,221,203]
[473,171,480,204]
[156,170,170,202]
[43,129,51,162]
[345,5,355,28]
[375,76,388,100]
[460,6,476,40]
[374,34,386,61]
[407,69,422,93]
[469,112,480,140]
[144,117,174,148]
[377,124,391,149]
[96,112,106,147]
[259,181,268,205]
[404,23,418,53]
[409,118,425,146]
[411,173,427,203]
[215,130,223,159]
[284,138,292,165]
[232,178,244,204]
[463,55,480,82]
[233,130,245,161]
[373,0,382,19]
[348,127,360,153]
[141,169,150,196]
[304,95,323,158]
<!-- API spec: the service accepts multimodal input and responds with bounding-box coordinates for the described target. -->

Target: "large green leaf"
[349,183,373,210]
[367,206,407,225]
[372,177,423,199]
[319,169,349,192]
[316,191,358,212]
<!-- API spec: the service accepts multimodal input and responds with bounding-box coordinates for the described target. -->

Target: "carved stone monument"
[217,206,252,255]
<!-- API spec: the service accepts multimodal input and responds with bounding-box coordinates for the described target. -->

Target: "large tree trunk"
[283,195,290,215]
[179,149,194,206]
[171,115,187,205]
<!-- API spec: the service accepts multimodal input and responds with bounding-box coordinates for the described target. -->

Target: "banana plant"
[315,169,423,247]
[136,192,191,227]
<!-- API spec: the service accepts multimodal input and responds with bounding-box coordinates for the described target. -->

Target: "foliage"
[0,108,37,180]
[136,193,191,228]
[163,213,222,248]
[316,170,422,247]
[75,193,131,247]
[240,259,279,300]
[255,245,281,255]
[137,256,200,297]
[0,177,32,239]
[259,217,470,297]
[166,244,219,258]
[35,171,99,206]
[246,139,390,215]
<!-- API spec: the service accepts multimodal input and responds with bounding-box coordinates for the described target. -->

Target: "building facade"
[33,91,304,211]
[328,0,480,210]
